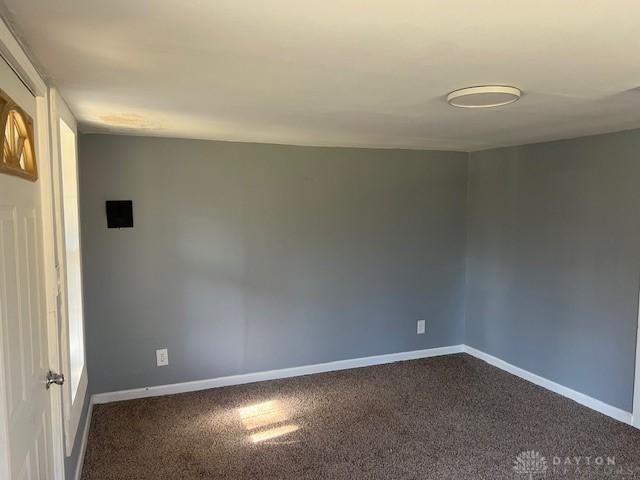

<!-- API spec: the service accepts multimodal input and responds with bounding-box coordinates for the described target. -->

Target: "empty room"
[0,1,640,479]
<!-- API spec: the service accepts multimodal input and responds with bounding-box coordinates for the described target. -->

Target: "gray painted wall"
[71,129,640,479]
[465,129,640,411]
[78,134,468,394]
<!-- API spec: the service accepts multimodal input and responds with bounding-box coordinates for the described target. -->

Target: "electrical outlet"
[417,320,426,335]
[156,348,169,367]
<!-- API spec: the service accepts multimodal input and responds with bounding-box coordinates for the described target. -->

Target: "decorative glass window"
[0,89,37,181]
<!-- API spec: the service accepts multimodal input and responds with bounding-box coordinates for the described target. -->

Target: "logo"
[514,450,548,479]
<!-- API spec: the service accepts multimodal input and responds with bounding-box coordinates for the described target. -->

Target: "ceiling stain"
[99,113,157,128]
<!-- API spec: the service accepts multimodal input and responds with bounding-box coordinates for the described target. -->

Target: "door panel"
[0,55,55,479]
[0,204,51,480]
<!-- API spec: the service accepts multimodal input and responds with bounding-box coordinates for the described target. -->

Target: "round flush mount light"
[447,85,522,108]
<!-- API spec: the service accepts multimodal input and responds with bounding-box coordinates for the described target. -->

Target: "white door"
[0,56,56,479]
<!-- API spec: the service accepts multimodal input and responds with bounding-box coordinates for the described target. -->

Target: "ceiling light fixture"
[447,85,521,108]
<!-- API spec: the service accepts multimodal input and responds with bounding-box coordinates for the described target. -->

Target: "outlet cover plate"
[156,348,169,367]
[417,320,426,335]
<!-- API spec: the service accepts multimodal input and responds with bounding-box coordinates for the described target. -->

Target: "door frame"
[0,17,66,479]
[49,87,89,456]
[634,288,640,428]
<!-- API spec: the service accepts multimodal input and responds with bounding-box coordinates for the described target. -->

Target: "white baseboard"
[74,398,94,480]
[92,345,464,404]
[463,345,634,426]
[89,343,635,430]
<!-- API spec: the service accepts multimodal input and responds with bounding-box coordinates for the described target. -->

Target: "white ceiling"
[3,0,640,151]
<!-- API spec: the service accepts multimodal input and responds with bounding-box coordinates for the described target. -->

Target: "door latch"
[46,370,65,389]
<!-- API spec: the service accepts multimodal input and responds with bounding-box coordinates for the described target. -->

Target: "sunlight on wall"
[60,118,85,401]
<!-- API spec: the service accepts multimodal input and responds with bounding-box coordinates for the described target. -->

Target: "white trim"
[49,88,89,455]
[73,399,93,480]
[633,288,640,428]
[66,368,87,455]
[92,345,464,404]
[0,17,46,96]
[463,345,634,426]
[38,88,67,480]
[0,225,11,480]
[0,16,66,480]
[90,344,636,431]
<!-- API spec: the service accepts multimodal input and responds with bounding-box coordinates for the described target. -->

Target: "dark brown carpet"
[81,354,640,479]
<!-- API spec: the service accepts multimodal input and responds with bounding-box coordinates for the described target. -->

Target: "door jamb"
[634,288,640,428]
[0,16,66,479]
